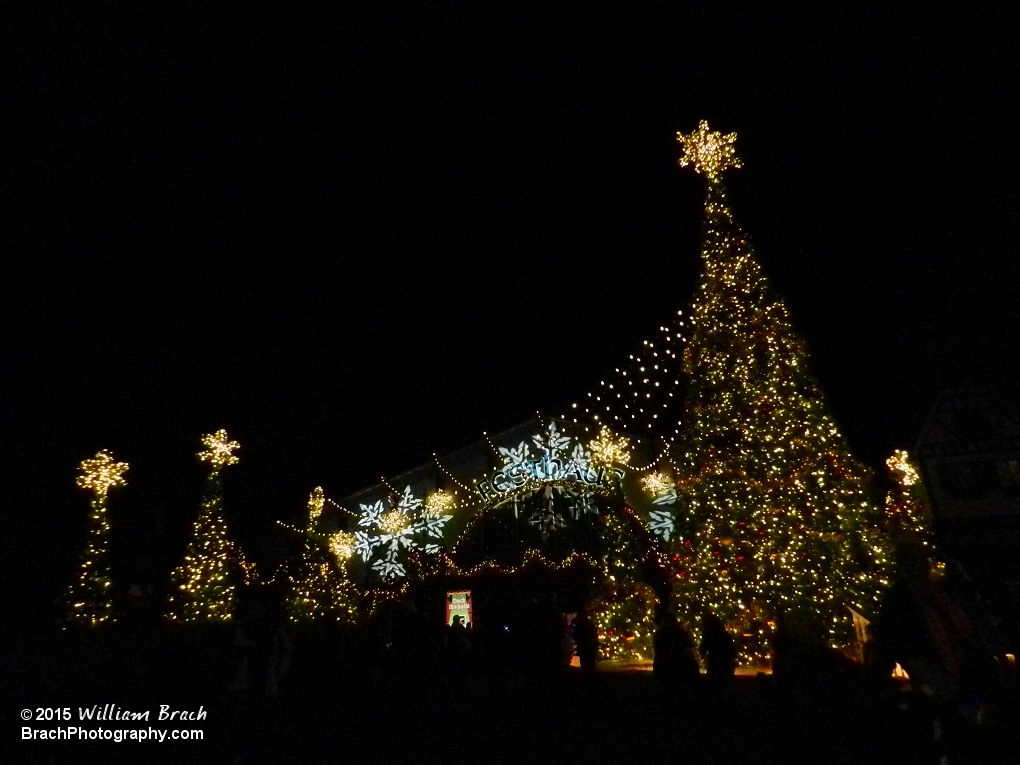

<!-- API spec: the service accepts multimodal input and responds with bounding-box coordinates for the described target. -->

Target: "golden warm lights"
[308,486,326,520]
[425,490,457,517]
[76,450,129,496]
[379,510,410,535]
[588,426,632,466]
[676,120,742,182]
[197,428,241,471]
[886,450,919,487]
[330,531,356,560]
[642,471,673,495]
[670,119,891,660]
[65,449,127,627]
[168,430,245,622]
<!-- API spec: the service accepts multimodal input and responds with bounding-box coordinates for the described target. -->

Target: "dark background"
[3,6,1017,630]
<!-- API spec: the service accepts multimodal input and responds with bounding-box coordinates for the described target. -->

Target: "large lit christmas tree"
[64,449,128,627]
[672,122,890,654]
[168,429,247,621]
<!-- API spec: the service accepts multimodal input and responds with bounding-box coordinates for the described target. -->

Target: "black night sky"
[4,6,1018,629]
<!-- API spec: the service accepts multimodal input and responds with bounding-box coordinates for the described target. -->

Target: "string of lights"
[561,310,689,461]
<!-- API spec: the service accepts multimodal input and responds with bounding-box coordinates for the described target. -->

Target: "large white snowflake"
[652,486,678,506]
[647,509,677,541]
[561,443,592,478]
[558,484,596,520]
[533,421,572,459]
[353,486,453,580]
[528,485,567,540]
[499,441,532,466]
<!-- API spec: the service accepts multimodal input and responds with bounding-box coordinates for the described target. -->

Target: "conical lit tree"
[882,450,936,560]
[64,450,128,627]
[287,487,359,623]
[168,429,246,621]
[672,122,891,654]
[589,508,658,661]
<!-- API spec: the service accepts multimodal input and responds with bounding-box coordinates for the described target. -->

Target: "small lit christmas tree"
[64,450,128,627]
[168,429,246,621]
[589,509,658,661]
[672,122,891,654]
[287,487,359,623]
[882,450,935,559]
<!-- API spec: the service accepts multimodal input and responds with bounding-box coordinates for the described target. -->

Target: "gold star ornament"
[197,428,241,470]
[330,531,356,560]
[77,450,129,496]
[676,120,742,181]
[425,490,456,517]
[588,426,631,466]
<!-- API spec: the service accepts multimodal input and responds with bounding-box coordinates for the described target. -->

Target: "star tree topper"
[77,450,129,496]
[197,429,241,471]
[676,120,742,181]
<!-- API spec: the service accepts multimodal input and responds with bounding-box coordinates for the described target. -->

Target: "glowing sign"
[446,590,473,627]
[475,454,624,503]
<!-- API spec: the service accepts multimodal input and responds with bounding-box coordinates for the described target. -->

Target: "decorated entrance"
[281,122,918,668]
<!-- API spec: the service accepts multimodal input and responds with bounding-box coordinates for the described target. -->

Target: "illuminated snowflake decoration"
[491,423,602,536]
[533,421,572,458]
[640,472,680,542]
[353,485,452,581]
[498,441,532,466]
[197,429,241,471]
[647,510,677,542]
[676,120,742,181]
[529,486,567,540]
[588,426,631,466]
[77,450,129,496]
[559,484,596,520]
[642,472,674,497]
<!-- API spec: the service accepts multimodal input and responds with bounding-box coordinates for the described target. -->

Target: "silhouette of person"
[654,606,700,706]
[447,614,470,675]
[699,611,736,691]
[573,605,599,677]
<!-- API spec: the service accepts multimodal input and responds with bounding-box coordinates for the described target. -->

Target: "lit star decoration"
[642,472,673,495]
[64,450,129,627]
[676,120,742,182]
[588,427,632,467]
[76,450,129,496]
[330,531,356,560]
[197,429,240,472]
[425,490,457,517]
